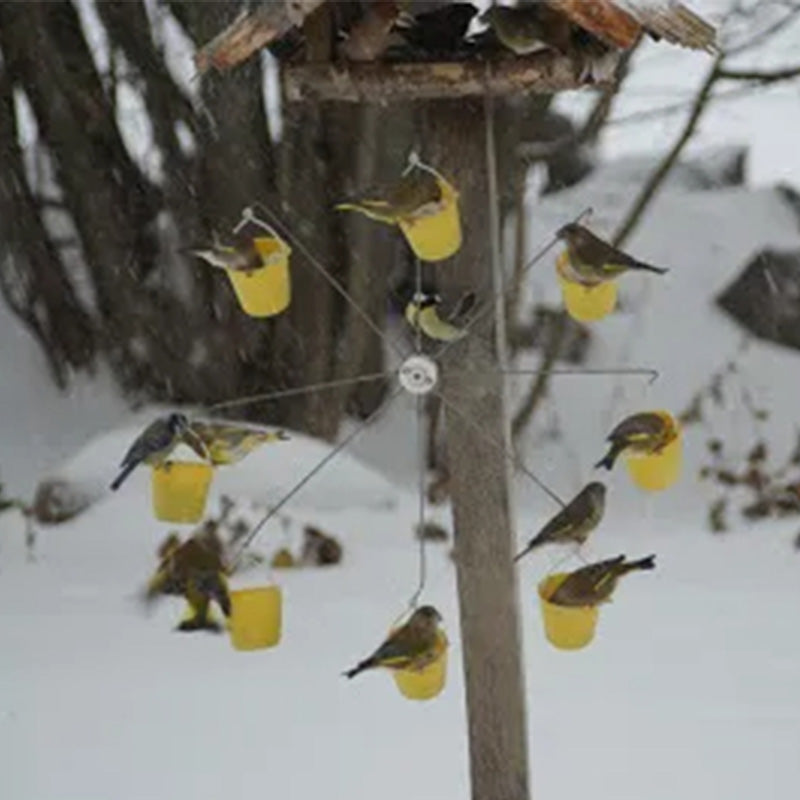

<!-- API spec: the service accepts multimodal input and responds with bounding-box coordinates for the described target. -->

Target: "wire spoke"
[431,206,592,363]
[231,385,404,567]
[205,372,394,413]
[453,366,660,383]
[436,390,566,509]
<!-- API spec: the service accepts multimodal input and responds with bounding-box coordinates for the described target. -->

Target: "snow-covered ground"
[4,164,800,799]
[4,2,800,795]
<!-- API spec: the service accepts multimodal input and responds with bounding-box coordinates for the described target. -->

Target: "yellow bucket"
[224,237,291,318]
[228,585,283,651]
[392,630,449,701]
[625,422,682,492]
[398,178,462,262]
[151,461,214,524]
[556,253,617,322]
[538,573,599,651]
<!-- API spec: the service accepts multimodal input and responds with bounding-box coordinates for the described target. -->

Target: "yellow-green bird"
[187,420,289,466]
[189,231,262,273]
[556,222,668,287]
[479,4,571,56]
[549,554,656,608]
[343,605,443,679]
[405,292,468,342]
[514,481,606,562]
[595,411,674,471]
[336,167,442,224]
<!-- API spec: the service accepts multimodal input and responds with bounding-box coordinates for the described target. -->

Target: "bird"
[189,231,263,273]
[336,167,443,225]
[337,1,409,62]
[187,420,289,466]
[142,528,231,632]
[391,3,479,59]
[110,413,195,491]
[595,411,676,471]
[405,292,468,343]
[556,222,668,286]
[479,3,572,56]
[514,481,606,562]
[549,553,656,607]
[343,605,444,679]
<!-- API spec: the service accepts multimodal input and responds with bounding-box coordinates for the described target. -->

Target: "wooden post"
[419,100,530,800]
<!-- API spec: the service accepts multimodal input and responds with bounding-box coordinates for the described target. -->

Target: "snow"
[5,159,800,795]
[4,3,800,796]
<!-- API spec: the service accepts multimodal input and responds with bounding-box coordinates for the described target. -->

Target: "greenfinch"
[336,167,443,225]
[344,605,443,679]
[143,528,231,632]
[190,231,264,273]
[514,481,606,562]
[479,4,571,56]
[549,554,656,607]
[596,411,675,471]
[556,222,668,286]
[187,420,289,466]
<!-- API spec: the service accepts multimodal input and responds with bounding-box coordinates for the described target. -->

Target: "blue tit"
[595,411,674,471]
[549,554,656,607]
[405,292,468,342]
[110,413,192,491]
[336,167,443,224]
[556,222,668,286]
[514,481,606,562]
[343,605,443,679]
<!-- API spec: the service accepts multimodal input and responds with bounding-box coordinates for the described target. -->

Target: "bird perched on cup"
[556,222,668,286]
[142,527,231,632]
[189,231,263,273]
[187,420,289,466]
[336,166,443,225]
[110,413,200,491]
[479,3,572,56]
[595,411,676,471]
[405,292,470,343]
[514,481,606,562]
[343,605,445,679]
[549,553,656,607]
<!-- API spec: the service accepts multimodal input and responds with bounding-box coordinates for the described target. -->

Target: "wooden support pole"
[419,100,530,800]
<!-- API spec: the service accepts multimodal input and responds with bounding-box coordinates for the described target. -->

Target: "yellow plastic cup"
[151,461,214,524]
[224,236,291,318]
[538,573,599,651]
[398,178,462,262]
[392,630,449,701]
[228,585,283,651]
[625,421,682,492]
[556,253,617,322]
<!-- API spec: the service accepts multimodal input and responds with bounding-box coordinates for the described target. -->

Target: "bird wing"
[545,0,641,49]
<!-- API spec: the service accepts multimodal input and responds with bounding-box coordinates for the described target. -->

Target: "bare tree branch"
[717,64,800,82]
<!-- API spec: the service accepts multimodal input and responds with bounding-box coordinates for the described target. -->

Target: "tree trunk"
[420,99,530,800]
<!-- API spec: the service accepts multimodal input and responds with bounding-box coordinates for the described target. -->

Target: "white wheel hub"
[398,355,438,396]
